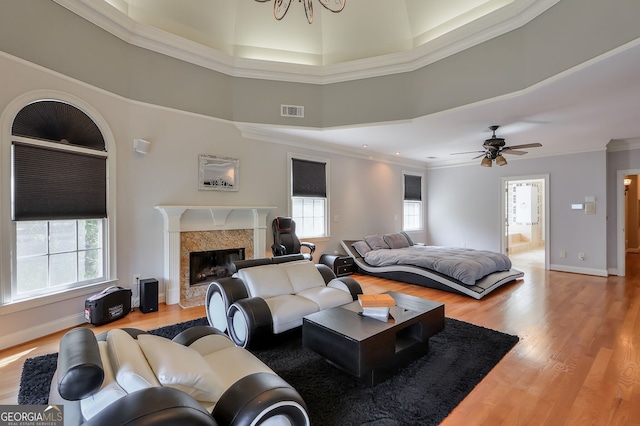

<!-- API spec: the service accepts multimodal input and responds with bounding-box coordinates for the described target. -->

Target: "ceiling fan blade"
[472,153,486,159]
[504,143,542,150]
[502,149,528,155]
[450,150,485,155]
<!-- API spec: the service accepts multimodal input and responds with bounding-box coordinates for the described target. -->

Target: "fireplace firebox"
[189,248,245,286]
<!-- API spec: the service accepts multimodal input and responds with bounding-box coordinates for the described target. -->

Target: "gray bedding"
[363,245,512,286]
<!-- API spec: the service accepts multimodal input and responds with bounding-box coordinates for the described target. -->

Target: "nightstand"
[320,254,355,277]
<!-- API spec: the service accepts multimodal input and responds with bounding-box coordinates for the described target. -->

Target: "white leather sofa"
[206,254,362,348]
[49,325,309,426]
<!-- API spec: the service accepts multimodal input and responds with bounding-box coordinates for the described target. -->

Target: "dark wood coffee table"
[302,291,444,385]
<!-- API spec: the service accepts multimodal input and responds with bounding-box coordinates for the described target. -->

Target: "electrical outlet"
[578,252,585,261]
[133,274,141,288]
[560,250,567,258]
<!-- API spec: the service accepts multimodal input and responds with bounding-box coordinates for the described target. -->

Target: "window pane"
[50,252,78,286]
[16,221,48,256]
[79,249,103,281]
[403,201,422,231]
[78,219,102,250]
[292,197,326,237]
[49,221,77,253]
[16,256,48,295]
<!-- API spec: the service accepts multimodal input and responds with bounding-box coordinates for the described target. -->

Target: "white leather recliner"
[206,254,362,348]
[48,325,310,426]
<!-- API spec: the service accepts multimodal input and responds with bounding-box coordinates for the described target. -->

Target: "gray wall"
[427,151,608,274]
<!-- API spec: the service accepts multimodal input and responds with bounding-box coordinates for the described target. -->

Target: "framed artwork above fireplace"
[198,154,239,191]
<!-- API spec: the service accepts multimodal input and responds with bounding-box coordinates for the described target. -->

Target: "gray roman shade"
[404,174,422,201]
[292,158,326,197]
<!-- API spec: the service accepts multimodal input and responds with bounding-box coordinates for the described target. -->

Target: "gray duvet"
[363,245,512,286]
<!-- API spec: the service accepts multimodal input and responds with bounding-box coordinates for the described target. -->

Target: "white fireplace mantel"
[155,205,276,305]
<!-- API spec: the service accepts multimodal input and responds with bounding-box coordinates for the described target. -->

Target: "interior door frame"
[616,168,640,276]
[500,174,550,269]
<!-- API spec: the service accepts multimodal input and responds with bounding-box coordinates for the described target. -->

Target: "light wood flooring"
[2,256,640,425]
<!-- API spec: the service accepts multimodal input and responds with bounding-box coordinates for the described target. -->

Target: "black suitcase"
[84,286,132,326]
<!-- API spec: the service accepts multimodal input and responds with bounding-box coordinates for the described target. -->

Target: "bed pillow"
[384,233,410,249]
[364,234,389,250]
[352,240,371,257]
[401,232,415,246]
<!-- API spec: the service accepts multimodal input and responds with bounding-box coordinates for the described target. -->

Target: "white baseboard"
[0,312,85,350]
[0,292,166,351]
[549,264,608,277]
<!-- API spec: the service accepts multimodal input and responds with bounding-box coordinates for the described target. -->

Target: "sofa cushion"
[238,264,294,299]
[187,333,237,357]
[200,346,274,398]
[265,294,319,333]
[283,261,327,293]
[297,286,353,310]
[137,334,221,402]
[107,329,160,394]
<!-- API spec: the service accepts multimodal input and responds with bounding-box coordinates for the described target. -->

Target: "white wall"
[0,53,426,349]
[427,150,608,275]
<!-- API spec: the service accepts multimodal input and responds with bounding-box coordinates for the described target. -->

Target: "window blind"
[12,143,107,221]
[404,174,422,201]
[292,158,326,197]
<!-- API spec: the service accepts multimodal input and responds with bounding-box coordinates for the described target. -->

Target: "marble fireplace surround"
[155,205,276,307]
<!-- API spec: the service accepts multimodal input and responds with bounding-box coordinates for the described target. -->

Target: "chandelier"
[256,0,346,24]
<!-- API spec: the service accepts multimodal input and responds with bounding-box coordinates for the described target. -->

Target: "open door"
[501,175,549,269]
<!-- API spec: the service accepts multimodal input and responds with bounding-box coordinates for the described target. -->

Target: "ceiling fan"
[452,125,542,167]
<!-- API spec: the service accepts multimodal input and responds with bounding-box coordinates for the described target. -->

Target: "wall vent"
[281,105,304,118]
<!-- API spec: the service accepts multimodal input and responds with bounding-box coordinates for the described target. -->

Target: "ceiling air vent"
[281,105,304,118]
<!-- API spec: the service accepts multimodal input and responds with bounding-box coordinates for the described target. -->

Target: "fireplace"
[189,248,245,286]
[155,205,276,307]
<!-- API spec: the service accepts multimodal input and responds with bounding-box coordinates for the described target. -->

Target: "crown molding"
[52,0,561,85]
[607,138,640,152]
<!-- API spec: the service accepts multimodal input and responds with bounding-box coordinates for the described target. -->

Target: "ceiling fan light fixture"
[481,157,492,167]
[496,155,507,166]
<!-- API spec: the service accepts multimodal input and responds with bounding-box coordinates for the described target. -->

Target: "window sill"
[0,279,118,316]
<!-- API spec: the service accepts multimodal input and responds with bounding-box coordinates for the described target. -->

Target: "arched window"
[8,100,110,301]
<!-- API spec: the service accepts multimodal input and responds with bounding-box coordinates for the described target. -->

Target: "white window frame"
[0,91,117,311]
[403,171,424,232]
[288,153,330,239]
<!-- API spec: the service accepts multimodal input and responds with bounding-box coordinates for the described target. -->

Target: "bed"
[341,233,523,300]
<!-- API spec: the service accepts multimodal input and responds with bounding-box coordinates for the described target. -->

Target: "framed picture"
[198,155,239,191]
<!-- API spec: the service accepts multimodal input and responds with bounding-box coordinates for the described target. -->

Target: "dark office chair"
[271,217,316,260]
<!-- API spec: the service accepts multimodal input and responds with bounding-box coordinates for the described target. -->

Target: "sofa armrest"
[57,328,104,401]
[227,297,272,349]
[84,387,217,426]
[213,372,309,426]
[315,263,336,284]
[327,277,363,300]
[206,278,249,332]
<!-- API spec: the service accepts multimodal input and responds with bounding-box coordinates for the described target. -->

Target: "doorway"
[500,175,549,269]
[617,169,640,276]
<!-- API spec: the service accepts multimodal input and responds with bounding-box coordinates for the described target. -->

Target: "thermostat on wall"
[571,203,584,210]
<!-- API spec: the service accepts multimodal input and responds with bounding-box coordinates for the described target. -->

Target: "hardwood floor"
[2,257,639,425]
